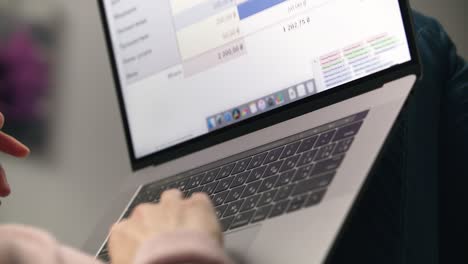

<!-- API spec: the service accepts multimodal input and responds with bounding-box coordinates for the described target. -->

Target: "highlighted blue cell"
[237,0,286,20]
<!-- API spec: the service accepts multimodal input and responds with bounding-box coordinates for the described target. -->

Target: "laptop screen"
[101,0,412,159]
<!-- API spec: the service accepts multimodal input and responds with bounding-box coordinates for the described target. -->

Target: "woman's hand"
[108,189,222,264]
[0,112,30,197]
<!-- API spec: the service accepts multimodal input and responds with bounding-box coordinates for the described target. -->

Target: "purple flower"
[0,27,48,122]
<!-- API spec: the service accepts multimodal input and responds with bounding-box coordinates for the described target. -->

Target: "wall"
[0,0,131,249]
[0,0,466,251]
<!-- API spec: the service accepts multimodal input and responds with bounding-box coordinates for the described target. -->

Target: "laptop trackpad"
[225,225,261,264]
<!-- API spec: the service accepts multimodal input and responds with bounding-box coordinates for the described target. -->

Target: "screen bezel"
[97,0,420,171]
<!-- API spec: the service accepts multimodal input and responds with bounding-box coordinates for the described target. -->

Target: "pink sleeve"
[134,231,235,264]
[0,225,102,264]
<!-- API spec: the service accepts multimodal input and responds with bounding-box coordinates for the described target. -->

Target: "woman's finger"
[0,165,10,197]
[160,189,183,203]
[0,113,4,129]
[0,131,30,157]
[189,193,216,213]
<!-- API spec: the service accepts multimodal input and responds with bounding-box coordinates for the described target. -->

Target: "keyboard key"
[135,189,148,202]
[297,149,318,167]
[279,155,300,172]
[241,180,262,198]
[141,189,156,203]
[145,182,162,192]
[225,186,246,203]
[314,143,336,161]
[160,184,173,194]
[293,165,314,182]
[333,137,355,155]
[275,185,294,201]
[297,135,318,153]
[202,181,218,195]
[168,182,179,189]
[257,189,278,207]
[142,190,155,199]
[276,170,296,187]
[310,155,344,177]
[280,141,301,159]
[231,171,250,188]
[304,189,327,207]
[264,147,284,164]
[224,199,245,217]
[213,190,229,206]
[98,252,110,263]
[215,176,234,193]
[135,189,147,201]
[187,186,203,197]
[221,216,235,232]
[217,163,236,180]
[230,210,256,230]
[187,174,205,189]
[315,130,336,147]
[252,205,273,223]
[258,175,279,193]
[202,169,220,184]
[232,158,252,174]
[263,160,283,178]
[177,178,190,191]
[160,184,170,193]
[287,194,308,213]
[248,152,267,169]
[353,111,369,121]
[292,172,335,196]
[99,243,109,256]
[333,121,363,141]
[247,166,267,183]
[140,193,155,203]
[215,204,228,218]
[132,193,145,205]
[269,200,290,218]
[240,194,261,212]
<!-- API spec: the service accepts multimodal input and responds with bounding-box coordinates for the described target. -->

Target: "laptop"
[89,0,420,262]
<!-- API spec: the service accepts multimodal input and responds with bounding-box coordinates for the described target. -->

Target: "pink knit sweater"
[0,225,234,264]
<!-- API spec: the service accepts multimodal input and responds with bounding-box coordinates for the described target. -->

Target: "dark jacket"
[329,11,468,264]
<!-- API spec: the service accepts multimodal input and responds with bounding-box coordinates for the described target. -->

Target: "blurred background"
[0,0,466,253]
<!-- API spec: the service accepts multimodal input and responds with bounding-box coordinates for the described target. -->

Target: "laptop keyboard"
[97,110,368,262]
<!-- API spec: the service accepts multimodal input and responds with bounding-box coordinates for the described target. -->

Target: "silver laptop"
[89,0,420,262]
